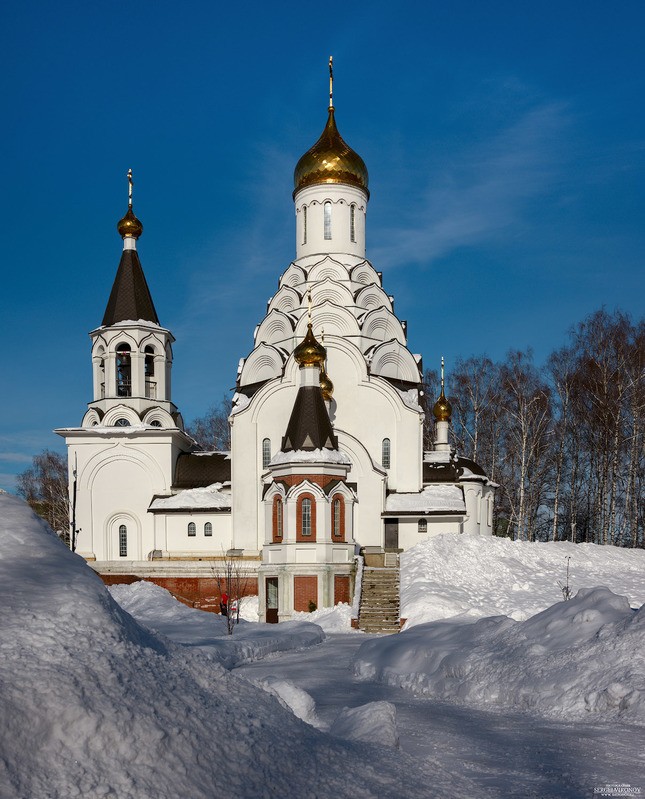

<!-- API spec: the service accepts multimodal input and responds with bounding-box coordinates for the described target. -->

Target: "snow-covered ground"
[3,492,645,798]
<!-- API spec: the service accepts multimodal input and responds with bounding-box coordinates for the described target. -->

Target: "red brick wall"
[98,574,258,614]
[280,474,344,489]
[334,574,350,605]
[293,575,318,612]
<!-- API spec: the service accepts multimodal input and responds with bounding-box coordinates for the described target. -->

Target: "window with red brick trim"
[331,494,345,541]
[272,496,283,542]
[296,493,317,542]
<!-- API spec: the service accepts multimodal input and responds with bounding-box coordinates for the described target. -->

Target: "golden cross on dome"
[127,168,133,209]
[307,289,312,324]
[441,356,445,391]
[328,56,333,109]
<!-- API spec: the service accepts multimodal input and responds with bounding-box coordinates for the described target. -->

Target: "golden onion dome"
[294,323,326,367]
[117,207,143,239]
[319,364,334,401]
[433,386,452,422]
[293,108,369,197]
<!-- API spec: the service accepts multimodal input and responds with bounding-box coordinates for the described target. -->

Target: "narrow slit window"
[350,204,356,243]
[119,524,127,557]
[262,438,271,469]
[382,438,391,469]
[333,499,341,536]
[303,206,307,245]
[204,522,212,537]
[188,522,196,537]
[324,202,332,240]
[276,499,283,538]
[418,518,427,534]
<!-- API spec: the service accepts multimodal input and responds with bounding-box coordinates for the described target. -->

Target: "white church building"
[57,77,496,622]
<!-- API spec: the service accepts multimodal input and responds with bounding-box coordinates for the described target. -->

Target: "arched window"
[418,518,427,534]
[149,419,162,428]
[332,494,345,541]
[302,205,307,245]
[350,204,356,243]
[324,202,332,240]
[114,418,131,427]
[297,493,316,542]
[119,524,127,557]
[204,522,212,536]
[382,438,391,469]
[301,498,312,536]
[187,522,196,537]
[97,347,106,399]
[262,438,271,469]
[272,496,283,542]
[116,343,132,397]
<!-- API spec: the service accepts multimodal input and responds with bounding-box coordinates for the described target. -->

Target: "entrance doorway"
[266,577,279,623]
[384,518,399,551]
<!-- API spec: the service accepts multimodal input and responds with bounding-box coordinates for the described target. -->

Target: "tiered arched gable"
[369,339,422,383]
[239,343,285,386]
[355,284,393,313]
[350,261,380,288]
[267,285,302,315]
[309,277,355,310]
[361,307,407,346]
[295,300,361,339]
[279,263,307,289]
[307,256,350,284]
[254,310,296,348]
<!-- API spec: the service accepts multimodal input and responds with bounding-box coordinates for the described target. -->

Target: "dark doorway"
[384,519,399,551]
[266,577,279,623]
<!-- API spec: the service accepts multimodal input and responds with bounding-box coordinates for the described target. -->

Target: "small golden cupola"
[293,57,369,197]
[117,168,143,240]
[293,323,326,368]
[319,363,334,401]
[433,357,452,422]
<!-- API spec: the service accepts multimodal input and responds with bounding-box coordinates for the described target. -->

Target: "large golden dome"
[293,107,369,196]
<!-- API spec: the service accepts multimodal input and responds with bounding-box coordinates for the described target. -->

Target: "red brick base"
[293,575,318,612]
[334,574,350,605]
[98,574,258,614]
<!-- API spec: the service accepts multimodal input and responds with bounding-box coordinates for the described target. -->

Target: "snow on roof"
[385,484,465,514]
[396,387,423,412]
[149,482,231,511]
[230,392,251,416]
[270,448,352,466]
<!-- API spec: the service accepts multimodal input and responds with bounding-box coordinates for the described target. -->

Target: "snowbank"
[355,586,645,724]
[0,493,441,799]
[401,533,645,626]
[291,601,356,632]
[109,580,325,668]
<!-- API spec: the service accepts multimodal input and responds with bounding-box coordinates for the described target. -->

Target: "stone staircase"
[358,564,400,634]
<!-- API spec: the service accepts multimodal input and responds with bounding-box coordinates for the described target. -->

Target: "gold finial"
[294,323,326,368]
[117,168,143,240]
[307,289,312,324]
[433,356,452,422]
[329,56,334,109]
[127,168,133,209]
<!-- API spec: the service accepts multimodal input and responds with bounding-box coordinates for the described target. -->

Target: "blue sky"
[1,1,644,490]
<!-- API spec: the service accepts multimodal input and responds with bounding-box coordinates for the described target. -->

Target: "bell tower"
[83,170,179,428]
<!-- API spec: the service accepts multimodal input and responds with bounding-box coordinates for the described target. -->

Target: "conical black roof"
[281,385,338,452]
[102,248,159,326]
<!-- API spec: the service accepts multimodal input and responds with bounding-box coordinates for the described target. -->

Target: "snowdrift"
[401,533,645,626]
[355,586,645,724]
[0,493,437,799]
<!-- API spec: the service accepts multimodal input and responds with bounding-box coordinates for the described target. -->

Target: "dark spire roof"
[102,249,160,326]
[281,385,338,452]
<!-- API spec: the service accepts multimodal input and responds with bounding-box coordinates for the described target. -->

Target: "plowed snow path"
[235,634,645,799]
